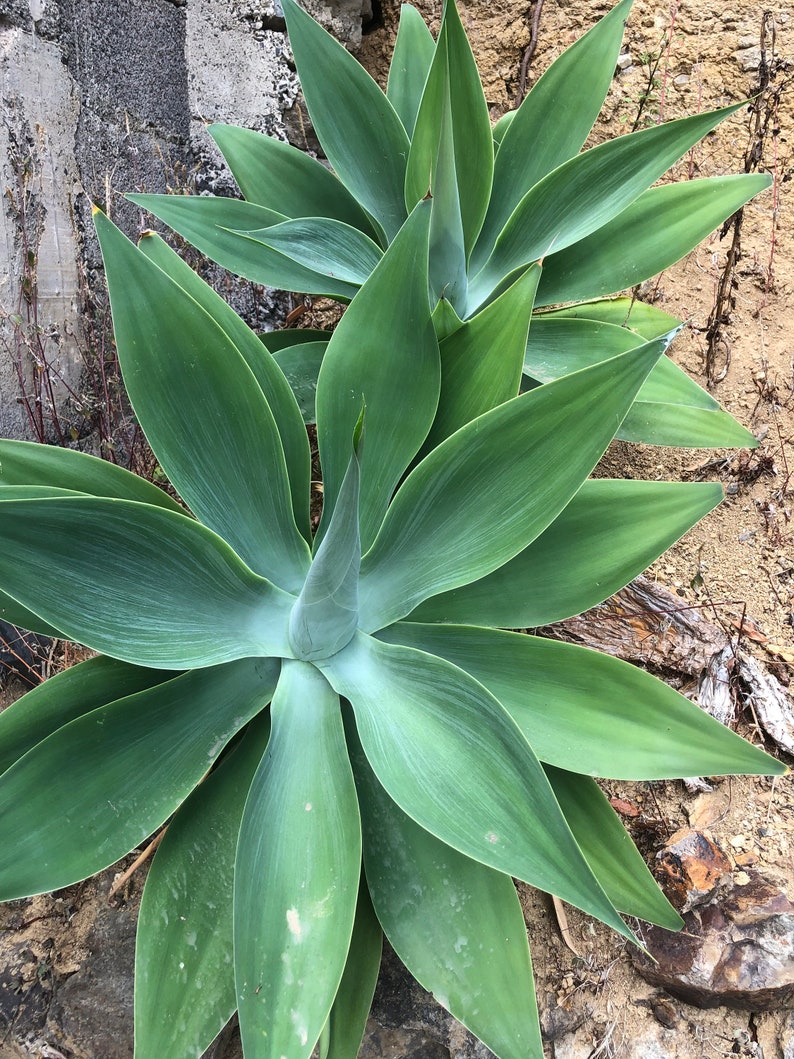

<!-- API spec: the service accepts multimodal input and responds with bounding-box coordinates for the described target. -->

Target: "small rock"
[656,829,732,912]
[634,871,794,1010]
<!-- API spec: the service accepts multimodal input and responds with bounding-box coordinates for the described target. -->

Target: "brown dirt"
[1,1,792,1057]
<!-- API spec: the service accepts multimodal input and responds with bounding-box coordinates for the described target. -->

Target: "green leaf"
[96,209,311,592]
[379,625,784,780]
[359,339,666,632]
[536,174,773,306]
[272,342,327,424]
[315,202,440,551]
[349,716,542,1059]
[386,4,436,138]
[0,655,173,777]
[231,217,383,286]
[127,193,361,299]
[135,713,271,1059]
[0,496,295,667]
[0,658,278,900]
[619,396,758,448]
[320,880,382,1059]
[544,765,683,930]
[321,633,631,940]
[472,0,633,269]
[139,233,312,539]
[427,76,468,314]
[405,0,493,255]
[409,479,723,627]
[491,110,515,147]
[0,590,62,638]
[260,329,332,353]
[540,298,682,340]
[209,123,381,240]
[424,263,540,449]
[289,444,360,661]
[0,438,183,512]
[235,660,360,1059]
[524,316,757,448]
[524,315,658,378]
[281,0,409,240]
[469,103,746,309]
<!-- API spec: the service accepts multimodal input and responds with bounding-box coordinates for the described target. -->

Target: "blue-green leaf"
[0,658,279,900]
[290,443,361,661]
[349,715,542,1059]
[379,625,784,780]
[0,655,174,777]
[138,233,312,538]
[386,4,436,137]
[320,880,382,1059]
[135,714,271,1059]
[281,0,409,240]
[127,193,361,299]
[235,660,360,1059]
[209,123,381,240]
[359,340,666,631]
[536,174,773,307]
[231,217,383,286]
[315,202,439,552]
[0,497,295,667]
[405,0,493,255]
[96,209,311,591]
[472,0,634,268]
[409,479,723,627]
[469,103,746,309]
[544,765,683,929]
[321,633,631,939]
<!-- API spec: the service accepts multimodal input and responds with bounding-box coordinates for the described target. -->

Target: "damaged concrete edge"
[0,0,366,442]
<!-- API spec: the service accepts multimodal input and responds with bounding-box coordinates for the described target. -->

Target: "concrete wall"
[0,0,365,441]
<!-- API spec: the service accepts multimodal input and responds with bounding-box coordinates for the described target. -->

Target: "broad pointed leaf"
[349,716,542,1059]
[281,0,409,240]
[0,438,183,511]
[209,123,380,239]
[0,655,173,777]
[0,591,62,638]
[320,880,382,1059]
[405,0,493,254]
[379,625,784,780]
[0,497,294,667]
[386,4,436,137]
[408,479,723,627]
[290,443,360,661]
[0,658,279,899]
[127,193,361,299]
[469,103,746,309]
[321,633,631,939]
[315,202,440,551]
[139,233,312,538]
[544,765,683,929]
[536,174,773,306]
[359,340,666,632]
[235,660,360,1059]
[272,341,327,424]
[541,298,681,340]
[524,316,756,448]
[620,397,758,448]
[135,713,271,1059]
[424,263,540,449]
[232,218,383,286]
[96,209,311,591]
[427,76,468,314]
[472,0,633,269]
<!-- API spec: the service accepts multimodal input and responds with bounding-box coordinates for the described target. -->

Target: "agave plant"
[0,197,782,1059]
[127,0,770,449]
